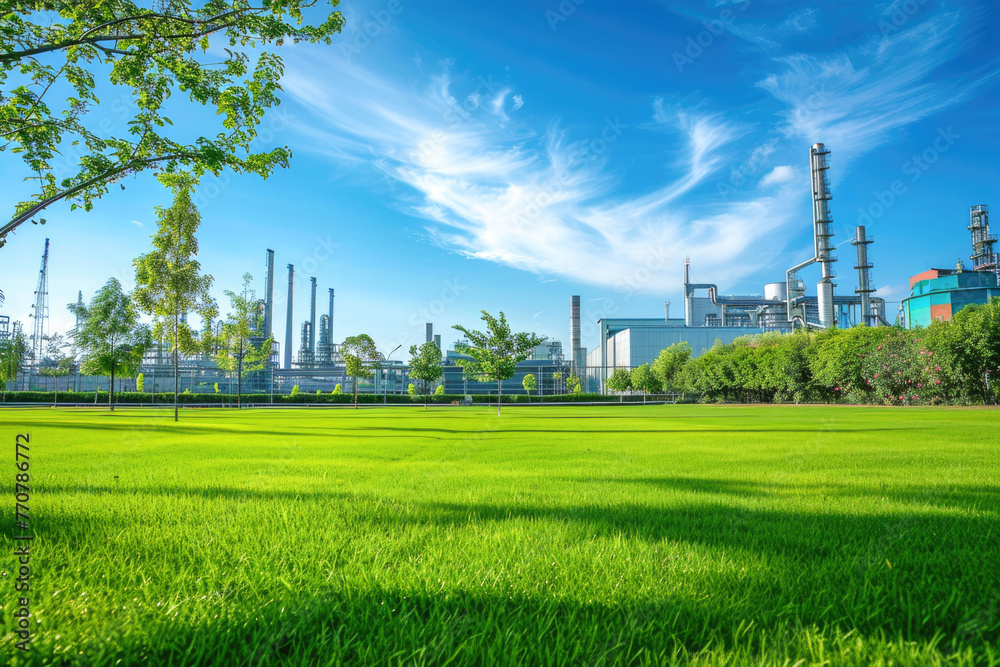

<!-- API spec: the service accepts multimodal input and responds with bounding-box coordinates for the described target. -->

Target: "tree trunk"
[173,314,179,422]
[354,375,358,409]
[237,345,243,409]
[109,365,115,411]
[497,378,502,417]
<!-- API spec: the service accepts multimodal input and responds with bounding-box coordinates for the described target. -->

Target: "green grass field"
[1,405,999,666]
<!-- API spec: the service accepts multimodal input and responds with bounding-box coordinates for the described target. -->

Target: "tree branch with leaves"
[0,1,344,247]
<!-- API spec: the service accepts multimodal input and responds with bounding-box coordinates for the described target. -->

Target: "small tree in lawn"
[566,372,582,394]
[408,341,443,409]
[407,383,417,398]
[434,384,446,397]
[69,278,151,411]
[553,371,563,395]
[522,373,537,399]
[215,273,274,409]
[136,373,145,393]
[653,342,692,397]
[342,334,382,408]
[133,178,217,422]
[607,367,632,402]
[332,384,342,395]
[0,325,28,397]
[630,363,660,401]
[39,333,76,403]
[452,311,545,416]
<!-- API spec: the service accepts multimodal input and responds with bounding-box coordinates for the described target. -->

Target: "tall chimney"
[309,277,317,355]
[570,295,582,377]
[852,225,875,326]
[264,249,275,338]
[425,323,433,343]
[284,264,294,369]
[328,288,335,348]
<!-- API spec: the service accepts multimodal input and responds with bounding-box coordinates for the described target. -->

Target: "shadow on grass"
[13,480,1000,665]
[559,475,1000,512]
[19,573,999,667]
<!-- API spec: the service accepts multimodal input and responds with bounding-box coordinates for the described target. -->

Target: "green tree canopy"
[0,1,344,247]
[133,178,217,420]
[629,363,660,395]
[522,372,537,396]
[214,273,273,407]
[652,342,692,393]
[408,341,443,397]
[0,324,28,391]
[68,277,151,410]
[341,334,382,408]
[607,367,632,401]
[453,311,544,415]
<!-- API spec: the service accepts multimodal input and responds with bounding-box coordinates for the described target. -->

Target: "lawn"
[1,404,998,666]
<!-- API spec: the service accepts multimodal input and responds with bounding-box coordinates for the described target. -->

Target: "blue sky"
[2,0,1000,359]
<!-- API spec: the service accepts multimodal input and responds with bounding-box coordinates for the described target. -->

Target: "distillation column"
[969,205,997,275]
[810,144,837,327]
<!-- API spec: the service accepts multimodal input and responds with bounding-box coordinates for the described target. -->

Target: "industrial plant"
[3,142,999,397]
[583,143,896,391]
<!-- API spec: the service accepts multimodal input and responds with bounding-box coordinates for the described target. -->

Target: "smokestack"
[328,288,334,349]
[284,264,294,369]
[309,277,317,355]
[264,249,275,338]
[664,301,670,323]
[434,334,441,351]
[570,295,582,376]
[425,323,433,343]
[684,256,694,327]
[810,143,836,327]
[853,225,875,326]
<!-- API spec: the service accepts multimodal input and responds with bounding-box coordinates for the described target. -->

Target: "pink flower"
[878,346,882,350]
[874,373,879,378]
[883,364,887,370]
[935,366,940,371]
[917,383,922,388]
[936,379,941,384]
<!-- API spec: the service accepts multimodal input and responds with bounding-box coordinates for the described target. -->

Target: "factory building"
[441,340,569,395]
[902,205,999,328]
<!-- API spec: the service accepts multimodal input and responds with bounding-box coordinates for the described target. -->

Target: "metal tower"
[29,238,50,362]
[810,144,837,327]
[969,205,997,275]
[852,226,876,326]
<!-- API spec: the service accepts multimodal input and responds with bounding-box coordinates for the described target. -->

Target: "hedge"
[0,391,641,405]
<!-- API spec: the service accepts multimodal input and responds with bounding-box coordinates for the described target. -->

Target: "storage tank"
[764,282,787,302]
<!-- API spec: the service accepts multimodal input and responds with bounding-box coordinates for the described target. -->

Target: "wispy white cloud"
[280,5,993,294]
[757,12,991,161]
[760,165,796,187]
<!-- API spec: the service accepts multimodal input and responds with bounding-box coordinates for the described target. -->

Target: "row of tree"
[606,298,1000,405]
